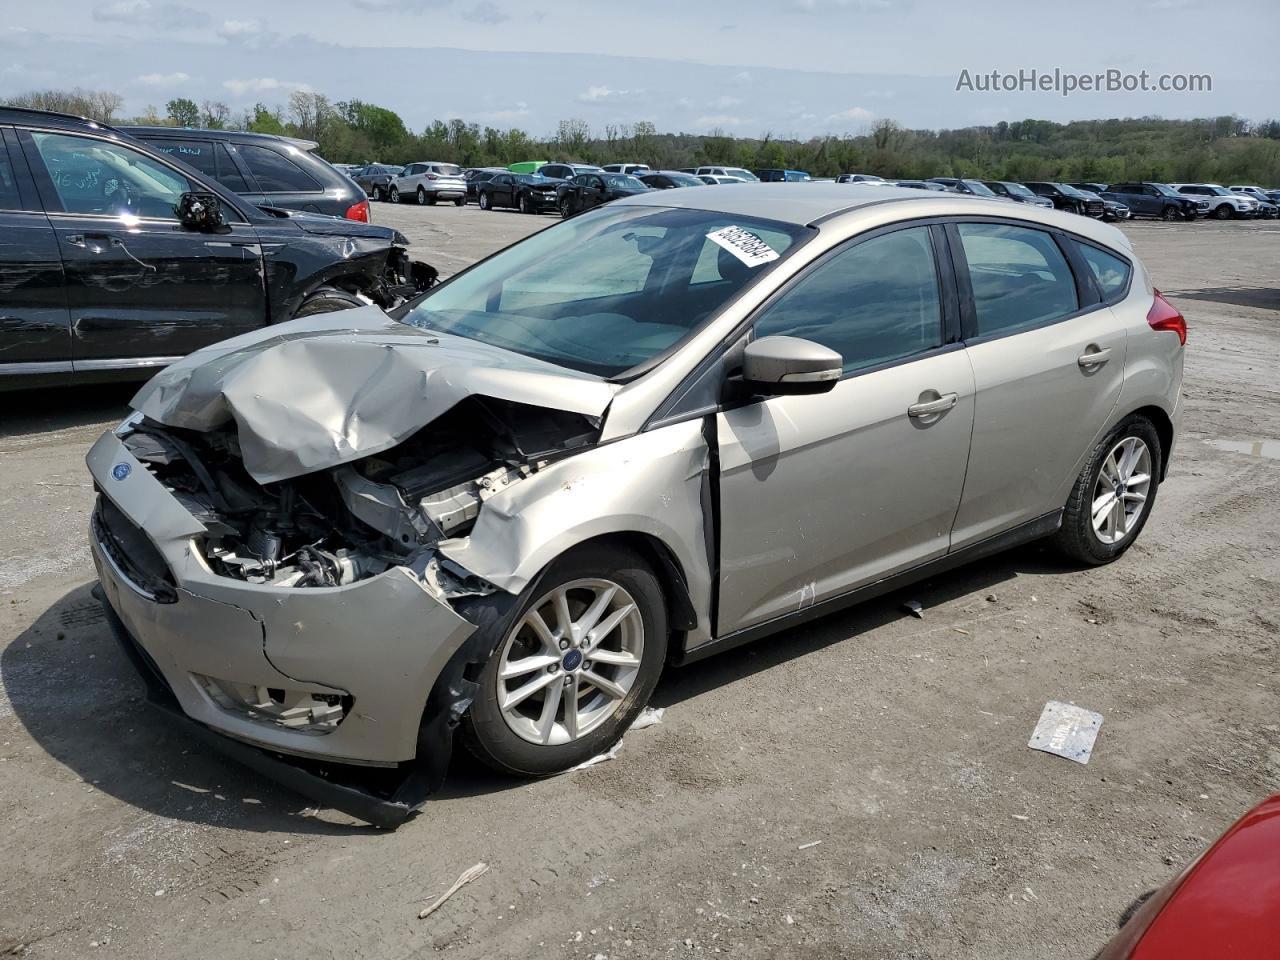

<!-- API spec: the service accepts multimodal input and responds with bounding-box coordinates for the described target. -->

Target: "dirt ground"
[1,203,1277,960]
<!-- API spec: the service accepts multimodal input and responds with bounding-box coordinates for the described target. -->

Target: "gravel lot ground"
[1,201,1277,960]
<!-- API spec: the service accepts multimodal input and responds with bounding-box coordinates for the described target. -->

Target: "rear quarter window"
[1077,243,1132,302]
[237,144,321,193]
[147,138,250,194]
[957,222,1079,336]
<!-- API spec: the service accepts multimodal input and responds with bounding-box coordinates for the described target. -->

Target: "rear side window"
[1077,243,1131,302]
[753,226,943,374]
[146,138,250,194]
[957,222,1078,336]
[238,144,320,193]
[0,142,20,210]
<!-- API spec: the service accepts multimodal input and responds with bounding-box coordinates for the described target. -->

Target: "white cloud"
[576,85,646,103]
[694,114,751,128]
[217,19,260,38]
[824,106,874,123]
[136,71,190,86]
[94,0,209,28]
[222,77,311,96]
[731,71,752,84]
[462,1,510,24]
[352,0,452,9]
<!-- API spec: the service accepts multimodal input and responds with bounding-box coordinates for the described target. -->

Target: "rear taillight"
[1147,290,1186,346]
[345,199,370,223]
[426,174,438,180]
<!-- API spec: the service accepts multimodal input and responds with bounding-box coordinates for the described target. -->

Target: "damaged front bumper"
[87,430,480,824]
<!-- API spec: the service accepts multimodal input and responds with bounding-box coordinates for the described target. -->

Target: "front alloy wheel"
[497,579,644,745]
[388,186,400,203]
[461,544,667,775]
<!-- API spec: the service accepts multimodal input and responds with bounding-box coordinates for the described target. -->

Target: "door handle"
[908,392,958,418]
[1078,347,1112,368]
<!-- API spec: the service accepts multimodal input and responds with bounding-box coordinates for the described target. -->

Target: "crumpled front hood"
[258,206,406,244]
[131,307,615,484]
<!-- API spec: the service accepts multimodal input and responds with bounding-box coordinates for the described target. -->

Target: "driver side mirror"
[174,192,228,233]
[738,336,842,397]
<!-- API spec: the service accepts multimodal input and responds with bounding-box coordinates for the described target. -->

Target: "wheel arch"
[1129,403,1175,480]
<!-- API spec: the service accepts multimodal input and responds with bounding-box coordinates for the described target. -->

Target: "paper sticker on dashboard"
[706,225,779,268]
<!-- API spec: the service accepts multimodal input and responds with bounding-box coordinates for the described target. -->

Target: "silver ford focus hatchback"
[87,184,1184,825]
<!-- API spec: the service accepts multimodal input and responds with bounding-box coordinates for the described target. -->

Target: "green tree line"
[6,86,1280,185]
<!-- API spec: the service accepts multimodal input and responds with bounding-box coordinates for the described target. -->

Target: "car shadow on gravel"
[2,582,366,834]
[1161,285,1280,311]
[0,383,137,439]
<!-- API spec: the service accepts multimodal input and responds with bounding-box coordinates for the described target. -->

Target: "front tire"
[388,186,400,204]
[478,191,491,210]
[559,197,572,218]
[461,544,668,776]
[1053,415,1162,565]
[1161,205,1180,221]
[518,192,531,214]
[292,285,364,319]
[1214,204,1232,220]
[453,197,465,206]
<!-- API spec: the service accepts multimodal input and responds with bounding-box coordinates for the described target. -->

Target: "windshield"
[1003,182,1035,199]
[961,179,998,197]
[403,205,809,377]
[1056,184,1089,199]
[724,168,759,182]
[604,174,646,190]
[1201,185,1231,196]
[668,174,705,187]
[1151,183,1181,197]
[572,165,603,174]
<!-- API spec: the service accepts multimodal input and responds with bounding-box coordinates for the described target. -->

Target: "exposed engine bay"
[121,396,599,591]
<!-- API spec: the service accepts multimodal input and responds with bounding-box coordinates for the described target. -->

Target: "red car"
[1096,794,1280,958]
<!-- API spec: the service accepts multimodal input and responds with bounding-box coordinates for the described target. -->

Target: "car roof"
[120,125,319,150]
[0,106,120,132]
[610,182,1132,246]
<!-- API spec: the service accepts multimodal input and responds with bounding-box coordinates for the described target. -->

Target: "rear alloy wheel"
[461,544,667,775]
[1053,415,1161,565]
[388,186,400,204]
[374,186,386,202]
[453,197,465,206]
[479,191,491,210]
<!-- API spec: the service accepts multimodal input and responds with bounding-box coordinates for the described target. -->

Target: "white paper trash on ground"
[1028,700,1103,764]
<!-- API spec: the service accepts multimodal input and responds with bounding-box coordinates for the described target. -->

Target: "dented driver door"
[713,224,975,636]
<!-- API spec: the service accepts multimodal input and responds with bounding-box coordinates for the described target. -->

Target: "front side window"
[753,226,943,375]
[30,131,194,218]
[1077,243,1131,302]
[957,222,1078,336]
[238,144,320,193]
[404,205,808,377]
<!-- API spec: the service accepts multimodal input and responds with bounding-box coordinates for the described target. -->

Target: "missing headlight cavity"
[122,396,601,591]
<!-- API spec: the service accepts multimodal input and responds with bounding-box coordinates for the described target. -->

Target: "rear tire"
[292,285,364,319]
[519,193,531,214]
[453,197,465,206]
[1052,415,1162,566]
[461,543,668,776]
[416,186,427,205]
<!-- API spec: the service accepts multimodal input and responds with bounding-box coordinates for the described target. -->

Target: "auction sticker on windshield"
[706,225,780,267]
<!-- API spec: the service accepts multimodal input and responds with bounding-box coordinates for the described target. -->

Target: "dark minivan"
[123,126,370,222]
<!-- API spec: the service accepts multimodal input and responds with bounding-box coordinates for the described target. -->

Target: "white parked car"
[389,162,467,206]
[602,163,651,175]
[1168,183,1257,220]
[696,165,759,182]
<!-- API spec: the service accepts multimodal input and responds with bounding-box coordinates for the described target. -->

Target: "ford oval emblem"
[111,462,131,481]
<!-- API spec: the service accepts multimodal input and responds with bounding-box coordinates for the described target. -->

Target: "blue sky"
[2,0,1276,137]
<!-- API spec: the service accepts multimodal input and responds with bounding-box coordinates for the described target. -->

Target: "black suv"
[123,126,369,222]
[0,109,433,389]
[1098,182,1205,221]
[1022,182,1105,218]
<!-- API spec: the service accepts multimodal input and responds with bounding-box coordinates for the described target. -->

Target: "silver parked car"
[388,161,467,205]
[87,184,1184,825]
